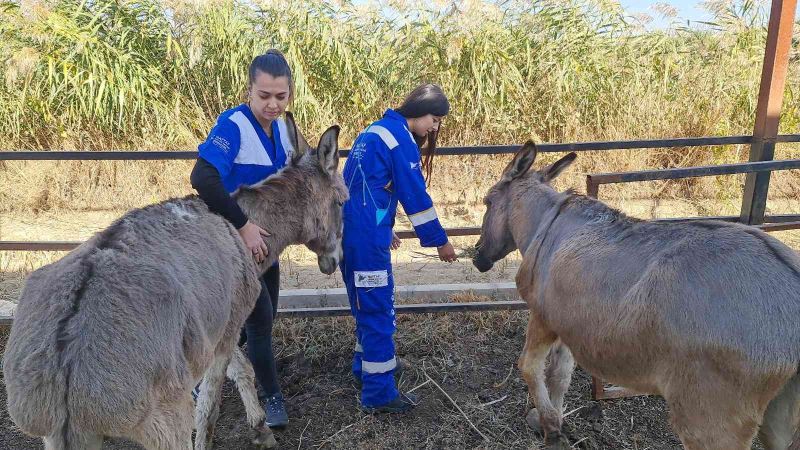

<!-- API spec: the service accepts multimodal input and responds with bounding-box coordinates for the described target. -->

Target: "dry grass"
[1,0,799,214]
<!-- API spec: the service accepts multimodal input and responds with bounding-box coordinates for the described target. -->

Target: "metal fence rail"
[584,158,800,233]
[586,158,800,193]
[0,300,531,327]
[3,134,800,160]
[3,134,800,251]
[3,214,799,252]
[4,136,800,251]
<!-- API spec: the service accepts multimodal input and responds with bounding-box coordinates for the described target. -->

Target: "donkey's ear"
[542,152,577,182]
[295,126,313,158]
[317,125,340,176]
[283,111,303,165]
[501,141,537,182]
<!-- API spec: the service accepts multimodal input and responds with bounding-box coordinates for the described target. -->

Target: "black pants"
[239,264,281,398]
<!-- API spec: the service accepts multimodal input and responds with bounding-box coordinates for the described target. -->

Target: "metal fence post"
[740,0,797,225]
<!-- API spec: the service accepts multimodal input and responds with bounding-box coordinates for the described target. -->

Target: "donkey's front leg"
[227,347,276,448]
[519,313,568,449]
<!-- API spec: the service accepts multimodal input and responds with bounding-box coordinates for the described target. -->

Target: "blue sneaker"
[264,393,289,428]
[363,392,418,414]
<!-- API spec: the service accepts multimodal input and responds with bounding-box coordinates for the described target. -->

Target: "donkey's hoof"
[544,432,571,450]
[252,425,277,449]
[525,408,542,434]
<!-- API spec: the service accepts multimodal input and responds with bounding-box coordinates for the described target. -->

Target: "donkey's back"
[4,196,258,441]
[546,217,800,385]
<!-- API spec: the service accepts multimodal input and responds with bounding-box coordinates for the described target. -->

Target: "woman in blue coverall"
[340,83,458,413]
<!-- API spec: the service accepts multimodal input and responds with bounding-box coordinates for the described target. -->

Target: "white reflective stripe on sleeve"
[276,117,294,161]
[361,357,397,374]
[409,207,438,227]
[354,342,363,353]
[366,125,399,149]
[229,111,273,166]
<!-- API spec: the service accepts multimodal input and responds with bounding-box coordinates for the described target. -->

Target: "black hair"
[396,83,450,184]
[248,49,293,91]
[396,83,450,119]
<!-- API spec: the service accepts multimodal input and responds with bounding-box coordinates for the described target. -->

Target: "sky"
[619,0,715,28]
[619,1,799,29]
[349,1,794,30]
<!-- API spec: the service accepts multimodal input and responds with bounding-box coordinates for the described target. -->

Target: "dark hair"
[396,83,450,184]
[396,83,450,118]
[248,49,293,92]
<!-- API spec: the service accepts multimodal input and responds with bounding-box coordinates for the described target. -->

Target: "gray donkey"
[473,143,800,450]
[3,116,348,450]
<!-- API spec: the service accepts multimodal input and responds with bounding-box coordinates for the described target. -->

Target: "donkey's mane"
[558,190,641,225]
[522,178,640,228]
[235,158,315,200]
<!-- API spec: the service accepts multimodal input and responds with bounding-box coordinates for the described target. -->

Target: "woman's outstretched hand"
[437,242,457,263]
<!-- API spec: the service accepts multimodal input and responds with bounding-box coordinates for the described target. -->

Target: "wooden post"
[740,0,797,225]
[586,175,599,199]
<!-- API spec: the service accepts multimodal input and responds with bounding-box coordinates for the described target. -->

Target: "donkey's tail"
[758,370,800,450]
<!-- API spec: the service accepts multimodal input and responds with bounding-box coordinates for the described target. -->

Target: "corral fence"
[1,0,798,401]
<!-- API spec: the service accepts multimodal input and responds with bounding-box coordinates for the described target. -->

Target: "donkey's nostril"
[318,255,338,275]
[472,254,494,273]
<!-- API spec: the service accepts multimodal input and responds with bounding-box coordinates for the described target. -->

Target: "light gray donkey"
[3,116,348,450]
[473,142,800,450]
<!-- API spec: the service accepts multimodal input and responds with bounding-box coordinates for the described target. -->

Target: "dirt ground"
[0,308,769,450]
[1,197,797,449]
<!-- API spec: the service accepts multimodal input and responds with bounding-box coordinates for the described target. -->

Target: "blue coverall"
[340,109,448,407]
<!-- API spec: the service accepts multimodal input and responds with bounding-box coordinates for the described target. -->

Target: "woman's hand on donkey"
[239,220,271,263]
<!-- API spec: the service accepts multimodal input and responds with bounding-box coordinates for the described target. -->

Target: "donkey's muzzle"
[318,255,338,275]
[472,253,494,273]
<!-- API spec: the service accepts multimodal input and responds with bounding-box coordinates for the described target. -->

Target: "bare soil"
[1,310,690,450]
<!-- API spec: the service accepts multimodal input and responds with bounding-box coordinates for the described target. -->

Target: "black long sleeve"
[190,158,248,229]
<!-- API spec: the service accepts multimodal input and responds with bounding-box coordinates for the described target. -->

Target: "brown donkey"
[4,116,348,450]
[473,143,800,450]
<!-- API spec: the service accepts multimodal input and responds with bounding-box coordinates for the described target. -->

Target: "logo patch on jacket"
[354,270,389,288]
[211,135,231,153]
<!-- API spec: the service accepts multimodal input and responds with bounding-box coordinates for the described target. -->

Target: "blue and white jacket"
[198,104,295,193]
[342,109,448,250]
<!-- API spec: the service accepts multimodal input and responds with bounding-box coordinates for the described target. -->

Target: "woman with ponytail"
[190,49,305,428]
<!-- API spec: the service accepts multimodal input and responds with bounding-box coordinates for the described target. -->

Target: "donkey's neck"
[234,184,307,270]
[510,181,631,255]
[509,183,565,254]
